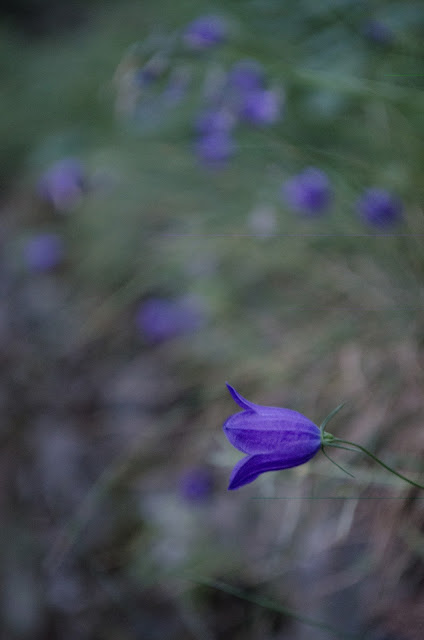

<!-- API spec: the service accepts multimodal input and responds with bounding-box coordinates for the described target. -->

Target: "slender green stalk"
[321,446,355,478]
[328,444,361,454]
[327,437,424,491]
[319,402,347,436]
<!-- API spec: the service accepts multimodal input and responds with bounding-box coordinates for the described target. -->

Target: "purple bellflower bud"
[195,131,236,168]
[38,158,84,212]
[195,108,235,136]
[179,467,213,502]
[227,59,265,92]
[282,167,332,216]
[240,88,281,126]
[223,384,321,490]
[183,15,227,50]
[24,232,64,272]
[136,296,204,343]
[356,188,402,227]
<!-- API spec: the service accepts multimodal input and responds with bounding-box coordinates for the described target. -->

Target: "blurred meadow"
[2,0,424,638]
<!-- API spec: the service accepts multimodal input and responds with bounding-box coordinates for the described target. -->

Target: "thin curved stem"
[321,445,355,478]
[327,443,360,454]
[328,438,424,491]
[319,402,347,435]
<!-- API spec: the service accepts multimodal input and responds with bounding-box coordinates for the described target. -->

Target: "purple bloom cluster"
[38,158,84,211]
[281,168,402,228]
[356,188,402,227]
[194,103,236,168]
[132,18,282,168]
[223,384,321,490]
[225,59,283,127]
[24,232,64,272]
[240,88,280,126]
[227,59,264,93]
[194,130,236,168]
[183,15,228,50]
[195,108,234,136]
[136,296,205,343]
[194,57,282,168]
[282,167,332,216]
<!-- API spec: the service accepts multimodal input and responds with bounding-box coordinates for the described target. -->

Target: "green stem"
[319,402,347,436]
[328,438,424,491]
[328,443,361,454]
[321,445,355,478]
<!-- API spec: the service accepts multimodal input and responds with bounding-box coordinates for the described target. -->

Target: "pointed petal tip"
[225,383,258,412]
[227,455,258,490]
[227,475,243,490]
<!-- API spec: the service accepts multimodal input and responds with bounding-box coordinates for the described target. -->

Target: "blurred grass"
[3,0,423,466]
[3,0,424,467]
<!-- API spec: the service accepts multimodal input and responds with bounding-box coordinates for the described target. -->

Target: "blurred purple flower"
[227,59,265,92]
[195,131,236,168]
[240,88,281,126]
[179,467,213,502]
[282,167,332,215]
[195,108,235,136]
[38,158,84,211]
[363,20,393,45]
[183,15,227,50]
[136,296,205,343]
[357,188,402,227]
[223,384,321,490]
[24,232,64,272]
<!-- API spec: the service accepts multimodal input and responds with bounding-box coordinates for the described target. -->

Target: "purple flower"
[183,15,227,50]
[195,108,235,136]
[240,88,281,126]
[136,296,205,343]
[24,232,64,272]
[282,167,332,216]
[179,468,213,502]
[227,59,265,92]
[195,131,236,168]
[357,188,402,227]
[223,384,321,490]
[38,158,84,211]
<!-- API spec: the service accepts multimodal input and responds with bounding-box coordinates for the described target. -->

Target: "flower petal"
[226,383,289,415]
[225,383,261,412]
[228,449,319,490]
[223,409,320,454]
